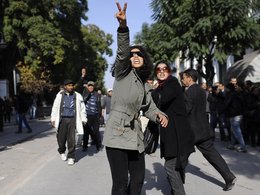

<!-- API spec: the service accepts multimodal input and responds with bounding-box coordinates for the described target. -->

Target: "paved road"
[0,118,260,195]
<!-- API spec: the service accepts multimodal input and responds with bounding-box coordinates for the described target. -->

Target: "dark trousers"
[218,113,231,141]
[4,112,11,122]
[210,112,230,141]
[18,113,32,132]
[196,139,235,183]
[0,114,3,132]
[106,147,145,195]
[57,118,76,159]
[83,114,101,149]
[164,157,186,195]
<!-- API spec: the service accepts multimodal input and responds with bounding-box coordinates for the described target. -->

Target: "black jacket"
[82,89,102,116]
[152,76,195,164]
[224,90,245,118]
[184,84,214,144]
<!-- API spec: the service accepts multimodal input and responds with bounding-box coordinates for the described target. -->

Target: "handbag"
[143,120,159,154]
[143,92,161,154]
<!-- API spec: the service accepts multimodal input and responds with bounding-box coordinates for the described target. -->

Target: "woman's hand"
[115,1,127,28]
[156,113,168,127]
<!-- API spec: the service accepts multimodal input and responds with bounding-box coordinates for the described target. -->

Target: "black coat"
[152,76,195,162]
[184,84,214,144]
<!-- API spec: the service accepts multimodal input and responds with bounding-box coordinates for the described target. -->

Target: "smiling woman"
[102,2,168,194]
[86,0,153,89]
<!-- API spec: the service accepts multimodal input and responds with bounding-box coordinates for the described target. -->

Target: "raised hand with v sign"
[115,1,127,28]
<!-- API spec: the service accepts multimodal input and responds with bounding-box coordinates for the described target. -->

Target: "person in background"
[51,79,87,165]
[216,82,231,141]
[152,61,195,195]
[230,77,237,86]
[82,81,102,152]
[101,88,113,125]
[98,89,105,127]
[182,68,236,191]
[207,83,221,140]
[225,82,247,152]
[200,82,210,122]
[77,66,89,94]
[16,89,32,134]
[29,95,37,119]
[0,97,4,132]
[3,96,12,123]
[103,2,168,195]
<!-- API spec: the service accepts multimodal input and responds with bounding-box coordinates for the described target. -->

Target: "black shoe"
[226,145,235,150]
[15,131,22,134]
[82,147,88,152]
[236,147,247,153]
[223,177,237,191]
[96,146,100,152]
[96,145,103,152]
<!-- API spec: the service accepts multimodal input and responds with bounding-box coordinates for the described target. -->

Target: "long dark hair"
[111,45,153,83]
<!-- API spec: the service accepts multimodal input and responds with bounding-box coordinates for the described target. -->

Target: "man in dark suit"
[182,68,236,191]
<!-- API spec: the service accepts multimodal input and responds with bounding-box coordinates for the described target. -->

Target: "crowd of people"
[49,2,260,194]
[204,78,260,151]
[2,1,259,195]
[48,2,260,194]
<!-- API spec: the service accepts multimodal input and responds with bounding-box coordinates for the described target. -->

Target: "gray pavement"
[0,116,52,151]
[0,117,260,194]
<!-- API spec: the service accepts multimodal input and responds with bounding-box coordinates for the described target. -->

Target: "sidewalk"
[0,116,52,151]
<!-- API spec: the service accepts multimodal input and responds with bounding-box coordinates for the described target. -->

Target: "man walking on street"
[51,79,87,165]
[182,69,237,191]
[82,81,102,152]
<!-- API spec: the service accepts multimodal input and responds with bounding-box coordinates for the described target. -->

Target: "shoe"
[82,147,88,152]
[60,153,67,161]
[68,158,75,165]
[15,131,22,134]
[226,145,235,150]
[96,145,103,152]
[223,177,237,191]
[236,147,247,153]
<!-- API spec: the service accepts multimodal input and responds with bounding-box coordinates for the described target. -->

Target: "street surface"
[0,119,260,195]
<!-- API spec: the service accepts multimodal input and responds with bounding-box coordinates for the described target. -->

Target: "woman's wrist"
[119,20,127,28]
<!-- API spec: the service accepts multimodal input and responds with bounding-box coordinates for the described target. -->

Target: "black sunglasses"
[130,51,144,58]
[156,66,170,73]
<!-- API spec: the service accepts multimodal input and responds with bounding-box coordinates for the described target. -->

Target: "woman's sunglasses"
[130,51,144,58]
[156,67,170,73]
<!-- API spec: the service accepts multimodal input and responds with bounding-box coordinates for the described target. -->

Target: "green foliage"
[2,0,113,94]
[136,0,260,84]
[81,24,113,91]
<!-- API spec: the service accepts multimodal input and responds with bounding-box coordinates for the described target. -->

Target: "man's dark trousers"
[83,114,101,150]
[196,139,234,182]
[57,118,76,159]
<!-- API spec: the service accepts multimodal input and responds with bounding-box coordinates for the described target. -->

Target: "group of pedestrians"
[102,2,236,195]
[48,2,260,194]
[0,89,37,134]
[51,66,111,165]
[205,77,260,152]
